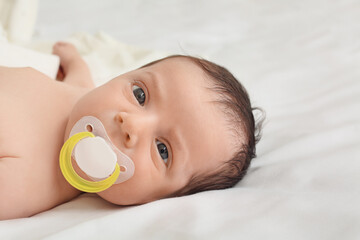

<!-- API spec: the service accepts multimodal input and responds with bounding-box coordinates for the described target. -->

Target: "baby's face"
[65,57,237,204]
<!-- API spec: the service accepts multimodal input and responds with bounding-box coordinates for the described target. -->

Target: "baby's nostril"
[116,114,123,123]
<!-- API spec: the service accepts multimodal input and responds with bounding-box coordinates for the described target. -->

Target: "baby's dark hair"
[141,55,264,197]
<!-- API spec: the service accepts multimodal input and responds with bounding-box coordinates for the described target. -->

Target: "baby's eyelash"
[156,139,169,164]
[132,85,145,106]
[131,81,149,106]
[157,138,173,168]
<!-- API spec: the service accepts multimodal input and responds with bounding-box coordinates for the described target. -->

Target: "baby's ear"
[252,107,266,143]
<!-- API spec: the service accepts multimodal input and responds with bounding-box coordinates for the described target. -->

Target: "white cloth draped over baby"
[0,1,167,85]
[0,31,167,84]
[1,0,360,240]
[0,0,60,78]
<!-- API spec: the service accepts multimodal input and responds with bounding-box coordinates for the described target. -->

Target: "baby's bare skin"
[0,43,238,220]
[0,43,94,219]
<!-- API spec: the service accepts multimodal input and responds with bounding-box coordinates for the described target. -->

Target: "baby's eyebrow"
[167,127,186,170]
[169,127,185,153]
[144,71,164,104]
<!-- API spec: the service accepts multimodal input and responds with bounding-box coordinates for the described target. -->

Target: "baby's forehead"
[144,56,217,90]
[145,56,199,71]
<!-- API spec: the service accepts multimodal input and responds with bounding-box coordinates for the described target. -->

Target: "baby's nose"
[115,112,143,148]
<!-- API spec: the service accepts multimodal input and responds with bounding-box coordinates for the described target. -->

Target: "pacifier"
[59,116,135,193]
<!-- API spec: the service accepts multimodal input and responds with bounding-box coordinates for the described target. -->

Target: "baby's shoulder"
[0,66,69,157]
[0,65,36,76]
[0,66,48,84]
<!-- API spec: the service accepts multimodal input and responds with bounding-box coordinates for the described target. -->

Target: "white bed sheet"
[1,0,360,239]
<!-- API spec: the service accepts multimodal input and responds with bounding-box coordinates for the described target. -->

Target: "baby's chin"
[96,185,163,206]
[97,192,135,206]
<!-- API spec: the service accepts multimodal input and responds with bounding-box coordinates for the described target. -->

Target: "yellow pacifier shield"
[59,132,120,193]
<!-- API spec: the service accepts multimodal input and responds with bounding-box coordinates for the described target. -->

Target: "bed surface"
[1,0,359,239]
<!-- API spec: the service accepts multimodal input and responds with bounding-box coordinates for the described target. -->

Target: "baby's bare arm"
[53,42,95,89]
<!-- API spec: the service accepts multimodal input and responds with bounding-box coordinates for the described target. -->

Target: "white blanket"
[0,0,359,239]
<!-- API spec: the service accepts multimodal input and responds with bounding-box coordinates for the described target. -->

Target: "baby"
[0,42,262,220]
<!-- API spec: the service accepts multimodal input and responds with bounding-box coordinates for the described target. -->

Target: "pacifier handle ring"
[59,132,120,193]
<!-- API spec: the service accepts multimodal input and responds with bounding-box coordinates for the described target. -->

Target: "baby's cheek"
[96,186,124,205]
[97,151,161,205]
[96,171,152,205]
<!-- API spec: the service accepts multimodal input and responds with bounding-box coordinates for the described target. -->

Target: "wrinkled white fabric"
[0,0,359,239]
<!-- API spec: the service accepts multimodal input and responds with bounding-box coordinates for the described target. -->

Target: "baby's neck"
[53,82,92,200]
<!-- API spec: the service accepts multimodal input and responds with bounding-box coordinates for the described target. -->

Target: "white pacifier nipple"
[74,136,117,179]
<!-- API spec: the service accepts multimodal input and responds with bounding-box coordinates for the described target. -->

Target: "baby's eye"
[132,85,146,106]
[156,140,169,164]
